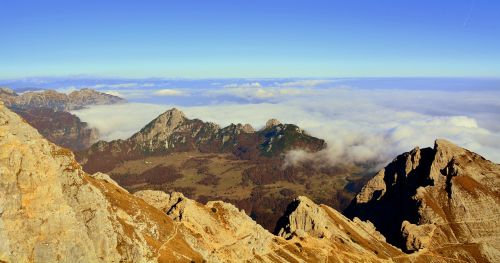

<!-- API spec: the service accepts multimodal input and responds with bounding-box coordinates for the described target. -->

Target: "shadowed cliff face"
[12,107,99,151]
[345,139,500,260]
[344,146,436,247]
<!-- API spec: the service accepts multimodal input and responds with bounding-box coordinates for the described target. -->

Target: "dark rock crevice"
[344,146,436,251]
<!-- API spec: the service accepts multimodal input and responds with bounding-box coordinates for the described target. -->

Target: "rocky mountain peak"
[432,138,467,163]
[345,138,500,260]
[69,87,95,94]
[265,118,281,129]
[221,123,255,135]
[434,138,461,150]
[240,123,255,133]
[134,108,187,141]
[275,195,325,239]
[155,108,187,124]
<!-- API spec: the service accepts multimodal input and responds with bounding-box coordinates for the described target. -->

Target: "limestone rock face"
[135,190,408,262]
[241,123,255,133]
[401,221,436,252]
[345,139,500,262]
[265,118,282,129]
[132,108,190,143]
[0,103,202,262]
[275,196,403,262]
[277,196,334,239]
[135,190,278,261]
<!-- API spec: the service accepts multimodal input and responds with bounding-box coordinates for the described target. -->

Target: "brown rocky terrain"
[0,87,126,111]
[1,103,498,262]
[77,108,365,230]
[345,139,500,261]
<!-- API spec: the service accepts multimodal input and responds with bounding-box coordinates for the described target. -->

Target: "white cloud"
[154,89,185,96]
[72,103,167,140]
[90,82,157,89]
[214,82,318,99]
[102,89,149,99]
[102,90,124,98]
[93,83,138,89]
[72,87,500,168]
[223,82,262,89]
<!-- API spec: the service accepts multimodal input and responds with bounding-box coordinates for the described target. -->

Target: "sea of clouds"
[48,77,499,170]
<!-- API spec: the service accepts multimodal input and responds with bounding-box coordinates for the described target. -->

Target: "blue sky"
[1,0,499,78]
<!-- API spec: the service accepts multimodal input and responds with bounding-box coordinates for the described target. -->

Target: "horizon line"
[1,75,500,82]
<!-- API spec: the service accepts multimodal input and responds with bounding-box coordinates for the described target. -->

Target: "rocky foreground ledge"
[0,103,498,262]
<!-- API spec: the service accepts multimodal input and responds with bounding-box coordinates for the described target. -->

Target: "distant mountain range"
[0,87,125,151]
[78,108,325,172]
[1,103,498,262]
[0,87,125,111]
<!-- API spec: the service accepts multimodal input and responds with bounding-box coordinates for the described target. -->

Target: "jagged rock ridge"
[78,108,326,173]
[345,139,500,262]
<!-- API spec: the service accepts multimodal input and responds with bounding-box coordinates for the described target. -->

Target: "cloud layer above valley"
[69,78,500,168]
